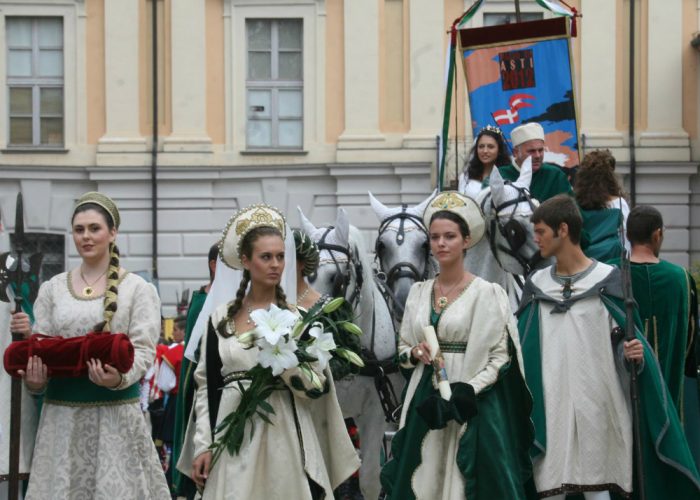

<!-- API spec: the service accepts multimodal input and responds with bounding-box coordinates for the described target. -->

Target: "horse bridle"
[314,227,401,423]
[481,183,543,279]
[374,206,430,318]
[312,226,364,309]
[375,206,430,286]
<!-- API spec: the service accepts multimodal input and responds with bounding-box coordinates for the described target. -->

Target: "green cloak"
[381,341,536,499]
[580,207,624,263]
[483,163,572,202]
[172,288,207,498]
[517,269,700,499]
[608,259,693,413]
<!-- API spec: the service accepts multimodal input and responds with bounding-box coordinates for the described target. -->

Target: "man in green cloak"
[171,243,218,499]
[608,205,696,413]
[518,195,700,499]
[494,122,572,203]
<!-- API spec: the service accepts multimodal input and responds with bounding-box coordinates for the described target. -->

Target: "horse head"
[475,157,550,276]
[298,207,367,311]
[368,191,435,322]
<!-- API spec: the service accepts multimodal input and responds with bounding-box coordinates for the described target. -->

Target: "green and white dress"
[381,278,534,500]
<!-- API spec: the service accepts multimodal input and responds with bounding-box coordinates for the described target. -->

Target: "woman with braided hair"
[187,205,359,499]
[10,191,169,499]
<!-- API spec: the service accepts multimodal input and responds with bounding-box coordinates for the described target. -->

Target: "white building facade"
[0,0,698,314]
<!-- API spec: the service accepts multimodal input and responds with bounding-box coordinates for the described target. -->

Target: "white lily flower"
[257,337,299,376]
[306,322,337,371]
[250,304,299,346]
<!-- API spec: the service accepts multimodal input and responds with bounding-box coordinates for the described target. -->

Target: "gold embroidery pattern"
[430,192,467,210]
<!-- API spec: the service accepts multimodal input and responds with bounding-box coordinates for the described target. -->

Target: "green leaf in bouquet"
[257,399,274,414]
[256,410,274,425]
[295,348,318,363]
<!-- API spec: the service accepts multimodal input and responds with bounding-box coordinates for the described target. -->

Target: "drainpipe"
[628,0,637,207]
[151,0,159,282]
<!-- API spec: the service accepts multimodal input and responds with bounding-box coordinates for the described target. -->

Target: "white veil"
[185,223,297,361]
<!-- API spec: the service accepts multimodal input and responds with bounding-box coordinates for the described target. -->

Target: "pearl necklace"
[297,286,311,304]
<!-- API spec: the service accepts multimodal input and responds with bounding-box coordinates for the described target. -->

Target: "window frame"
[6,16,65,149]
[245,18,304,151]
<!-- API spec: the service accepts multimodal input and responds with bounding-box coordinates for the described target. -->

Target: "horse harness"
[313,226,364,309]
[374,205,431,320]
[315,226,401,423]
[481,182,543,288]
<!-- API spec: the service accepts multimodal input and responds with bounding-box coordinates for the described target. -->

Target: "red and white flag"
[493,94,535,125]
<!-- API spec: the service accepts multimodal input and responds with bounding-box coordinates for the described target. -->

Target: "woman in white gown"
[10,191,169,499]
[189,205,359,500]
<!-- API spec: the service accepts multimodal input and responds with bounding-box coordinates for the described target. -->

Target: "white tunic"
[24,272,170,500]
[530,262,633,496]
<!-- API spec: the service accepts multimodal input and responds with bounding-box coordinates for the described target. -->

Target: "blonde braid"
[94,242,120,333]
[275,284,289,311]
[217,270,250,338]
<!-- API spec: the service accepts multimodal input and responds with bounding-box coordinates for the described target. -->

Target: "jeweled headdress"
[422,191,485,249]
[74,191,121,229]
[480,124,503,136]
[219,204,286,270]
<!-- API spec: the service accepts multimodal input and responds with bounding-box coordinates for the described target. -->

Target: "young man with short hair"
[517,194,700,499]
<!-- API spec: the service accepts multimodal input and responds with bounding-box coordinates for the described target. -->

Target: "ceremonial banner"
[459,18,580,167]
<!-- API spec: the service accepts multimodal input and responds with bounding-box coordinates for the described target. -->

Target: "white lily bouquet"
[210,297,364,463]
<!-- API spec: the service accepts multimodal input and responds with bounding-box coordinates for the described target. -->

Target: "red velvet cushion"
[3,332,134,378]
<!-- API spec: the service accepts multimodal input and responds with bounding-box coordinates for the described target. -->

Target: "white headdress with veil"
[185,205,297,361]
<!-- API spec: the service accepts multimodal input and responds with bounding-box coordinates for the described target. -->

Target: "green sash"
[45,377,139,407]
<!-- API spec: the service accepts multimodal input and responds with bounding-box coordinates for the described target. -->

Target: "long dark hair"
[217,226,289,337]
[465,129,510,181]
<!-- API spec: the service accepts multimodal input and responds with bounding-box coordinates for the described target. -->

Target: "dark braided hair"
[293,228,320,277]
[72,202,120,332]
[217,226,288,337]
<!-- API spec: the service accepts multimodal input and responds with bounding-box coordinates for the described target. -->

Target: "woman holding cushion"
[10,191,169,499]
[380,191,535,500]
[188,205,359,499]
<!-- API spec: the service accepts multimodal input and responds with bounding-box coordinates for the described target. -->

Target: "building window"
[6,17,64,148]
[246,19,303,149]
[10,233,65,283]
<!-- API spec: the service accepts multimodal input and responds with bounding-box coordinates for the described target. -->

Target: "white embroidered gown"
[190,303,360,500]
[24,272,170,500]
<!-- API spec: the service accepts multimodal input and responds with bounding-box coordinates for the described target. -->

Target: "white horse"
[298,207,402,500]
[368,192,436,325]
[465,157,552,307]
